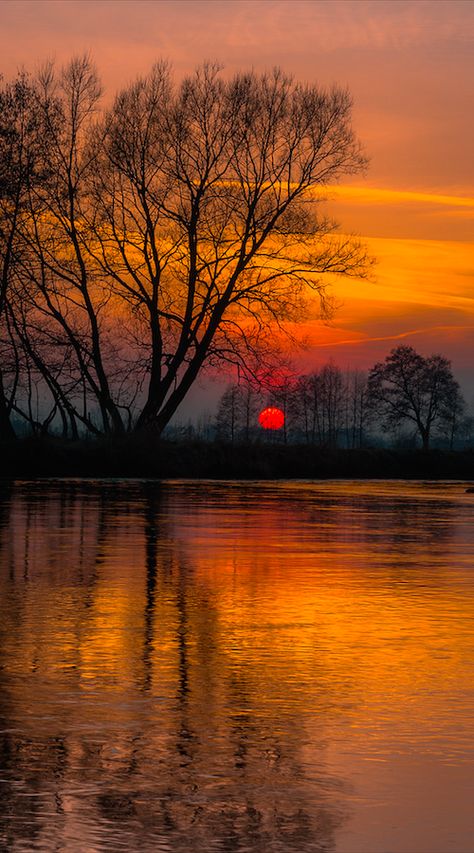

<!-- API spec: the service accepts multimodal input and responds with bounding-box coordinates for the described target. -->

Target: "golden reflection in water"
[0,480,473,852]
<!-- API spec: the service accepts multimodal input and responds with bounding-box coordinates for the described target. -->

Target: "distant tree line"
[0,57,370,440]
[213,346,472,451]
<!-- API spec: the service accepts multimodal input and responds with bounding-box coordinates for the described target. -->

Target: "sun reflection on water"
[0,479,473,852]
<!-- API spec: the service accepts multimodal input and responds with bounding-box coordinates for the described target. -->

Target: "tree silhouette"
[0,73,45,439]
[89,62,370,433]
[2,58,371,437]
[368,345,463,451]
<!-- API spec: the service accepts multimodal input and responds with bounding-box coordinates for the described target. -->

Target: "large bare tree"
[5,58,370,437]
[87,62,369,433]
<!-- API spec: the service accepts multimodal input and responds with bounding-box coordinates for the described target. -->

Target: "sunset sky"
[1,0,473,407]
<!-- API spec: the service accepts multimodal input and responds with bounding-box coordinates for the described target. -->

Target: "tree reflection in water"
[0,480,350,852]
[1,480,473,851]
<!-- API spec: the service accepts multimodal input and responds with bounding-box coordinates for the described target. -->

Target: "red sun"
[258,407,285,430]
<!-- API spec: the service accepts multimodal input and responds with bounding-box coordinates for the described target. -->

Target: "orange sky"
[1,0,473,403]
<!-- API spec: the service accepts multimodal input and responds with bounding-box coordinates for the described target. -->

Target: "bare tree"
[438,382,467,450]
[215,379,262,443]
[15,57,127,436]
[0,73,44,439]
[215,384,241,444]
[293,373,318,443]
[368,345,463,451]
[239,381,261,442]
[293,363,346,446]
[3,59,370,438]
[265,371,299,444]
[318,362,346,446]
[345,369,372,448]
[86,62,369,434]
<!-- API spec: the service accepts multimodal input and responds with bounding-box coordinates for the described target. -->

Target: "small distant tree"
[438,383,467,450]
[215,380,262,443]
[345,369,372,448]
[293,373,318,443]
[265,372,298,444]
[318,362,346,446]
[368,345,463,451]
[293,363,346,446]
[215,384,241,443]
[238,382,261,442]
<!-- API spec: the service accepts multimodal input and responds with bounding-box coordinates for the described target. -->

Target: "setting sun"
[258,407,285,430]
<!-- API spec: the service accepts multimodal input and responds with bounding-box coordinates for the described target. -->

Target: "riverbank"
[2,436,474,480]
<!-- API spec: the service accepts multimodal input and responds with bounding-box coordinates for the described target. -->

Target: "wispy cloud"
[329,186,474,209]
[309,325,474,349]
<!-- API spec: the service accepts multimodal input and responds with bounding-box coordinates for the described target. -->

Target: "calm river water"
[0,479,473,852]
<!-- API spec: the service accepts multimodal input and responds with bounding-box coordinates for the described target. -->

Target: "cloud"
[297,226,474,377]
[1,0,473,191]
[308,324,474,349]
[329,186,474,209]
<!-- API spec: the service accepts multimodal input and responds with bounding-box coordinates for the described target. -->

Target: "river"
[0,479,473,852]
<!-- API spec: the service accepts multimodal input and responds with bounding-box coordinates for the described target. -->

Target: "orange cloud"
[327,186,474,209]
[299,215,474,381]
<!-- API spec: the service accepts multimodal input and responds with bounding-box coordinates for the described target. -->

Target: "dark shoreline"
[2,437,474,481]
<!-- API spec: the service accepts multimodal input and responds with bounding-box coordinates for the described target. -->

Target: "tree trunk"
[0,370,16,440]
[420,427,430,451]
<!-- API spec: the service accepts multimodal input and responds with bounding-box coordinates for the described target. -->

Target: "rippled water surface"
[0,479,473,852]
